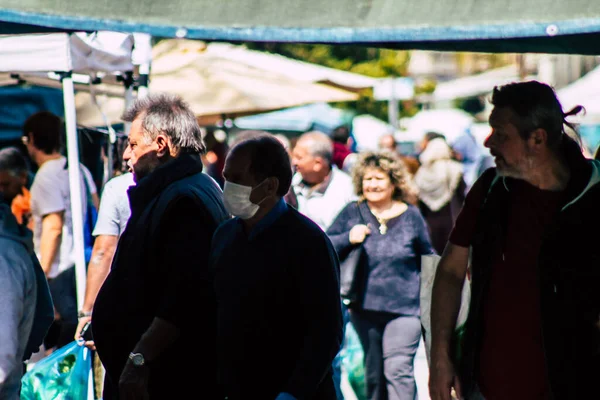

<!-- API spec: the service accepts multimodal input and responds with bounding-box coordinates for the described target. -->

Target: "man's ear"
[266,177,280,196]
[313,156,326,172]
[155,134,170,157]
[529,128,547,150]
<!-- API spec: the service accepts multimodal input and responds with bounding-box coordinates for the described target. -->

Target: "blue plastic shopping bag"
[21,340,91,400]
[340,322,367,400]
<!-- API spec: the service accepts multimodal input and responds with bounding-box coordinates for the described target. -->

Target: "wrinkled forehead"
[293,139,313,155]
[363,166,387,178]
[489,106,519,129]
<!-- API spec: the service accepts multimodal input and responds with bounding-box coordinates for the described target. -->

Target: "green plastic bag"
[341,322,367,400]
[21,340,91,400]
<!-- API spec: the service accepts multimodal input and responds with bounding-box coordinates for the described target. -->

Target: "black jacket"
[93,154,229,399]
[460,140,600,399]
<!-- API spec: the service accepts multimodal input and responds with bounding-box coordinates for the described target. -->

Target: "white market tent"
[351,114,395,152]
[557,65,600,124]
[74,39,368,127]
[398,108,476,144]
[0,31,137,310]
[204,42,377,92]
[428,65,538,104]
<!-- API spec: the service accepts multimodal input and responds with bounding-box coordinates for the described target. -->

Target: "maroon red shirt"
[449,175,567,400]
[332,142,352,170]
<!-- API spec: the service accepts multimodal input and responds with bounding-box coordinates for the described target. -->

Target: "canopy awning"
[431,65,528,102]
[0,32,134,73]
[557,65,600,123]
[0,30,137,313]
[74,39,360,127]
[2,0,600,54]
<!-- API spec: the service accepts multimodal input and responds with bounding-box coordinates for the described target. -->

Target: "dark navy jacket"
[460,140,600,399]
[211,202,343,400]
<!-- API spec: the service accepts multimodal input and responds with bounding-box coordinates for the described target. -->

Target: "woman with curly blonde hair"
[327,150,434,400]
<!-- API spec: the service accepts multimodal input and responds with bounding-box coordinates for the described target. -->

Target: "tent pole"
[134,32,152,99]
[61,72,87,312]
[124,76,135,136]
[137,72,150,99]
[387,76,399,129]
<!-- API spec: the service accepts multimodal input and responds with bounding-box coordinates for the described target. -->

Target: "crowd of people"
[1,80,600,400]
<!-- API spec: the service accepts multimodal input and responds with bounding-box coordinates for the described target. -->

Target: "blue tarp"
[580,124,600,154]
[233,103,354,135]
[0,85,64,143]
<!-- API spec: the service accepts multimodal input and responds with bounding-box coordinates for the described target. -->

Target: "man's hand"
[119,360,150,400]
[429,352,462,400]
[74,316,96,350]
[349,224,371,244]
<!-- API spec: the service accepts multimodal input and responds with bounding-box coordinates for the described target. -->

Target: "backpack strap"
[480,168,501,207]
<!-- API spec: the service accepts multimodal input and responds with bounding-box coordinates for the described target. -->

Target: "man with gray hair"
[289,131,355,231]
[289,130,355,400]
[91,93,229,399]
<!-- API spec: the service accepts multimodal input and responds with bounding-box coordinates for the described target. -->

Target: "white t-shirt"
[292,167,356,231]
[92,172,135,237]
[30,156,97,279]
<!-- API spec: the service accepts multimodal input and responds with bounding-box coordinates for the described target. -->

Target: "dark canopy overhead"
[1,0,600,54]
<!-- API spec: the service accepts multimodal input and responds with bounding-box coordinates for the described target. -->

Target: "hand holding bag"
[21,340,92,400]
[339,203,368,308]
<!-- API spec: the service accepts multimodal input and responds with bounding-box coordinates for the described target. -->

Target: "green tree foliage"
[244,43,412,121]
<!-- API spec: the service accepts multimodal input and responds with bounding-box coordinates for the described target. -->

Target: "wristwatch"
[128,352,146,366]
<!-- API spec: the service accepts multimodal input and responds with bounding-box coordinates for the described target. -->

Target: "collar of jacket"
[560,135,592,205]
[128,152,204,209]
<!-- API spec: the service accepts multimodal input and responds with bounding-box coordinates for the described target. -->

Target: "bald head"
[296,131,333,166]
[292,131,334,184]
[378,134,397,152]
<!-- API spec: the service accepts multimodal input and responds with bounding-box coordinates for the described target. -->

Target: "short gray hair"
[122,93,206,154]
[299,131,333,166]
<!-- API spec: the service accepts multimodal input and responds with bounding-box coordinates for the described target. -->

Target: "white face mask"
[222,180,267,220]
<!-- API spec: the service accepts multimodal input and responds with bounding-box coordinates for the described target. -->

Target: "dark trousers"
[45,266,78,350]
[350,310,421,400]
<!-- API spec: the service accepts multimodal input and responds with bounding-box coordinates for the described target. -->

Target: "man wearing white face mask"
[211,135,343,400]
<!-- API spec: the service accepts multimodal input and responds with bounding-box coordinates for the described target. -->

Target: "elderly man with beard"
[429,81,600,400]
[92,93,229,400]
